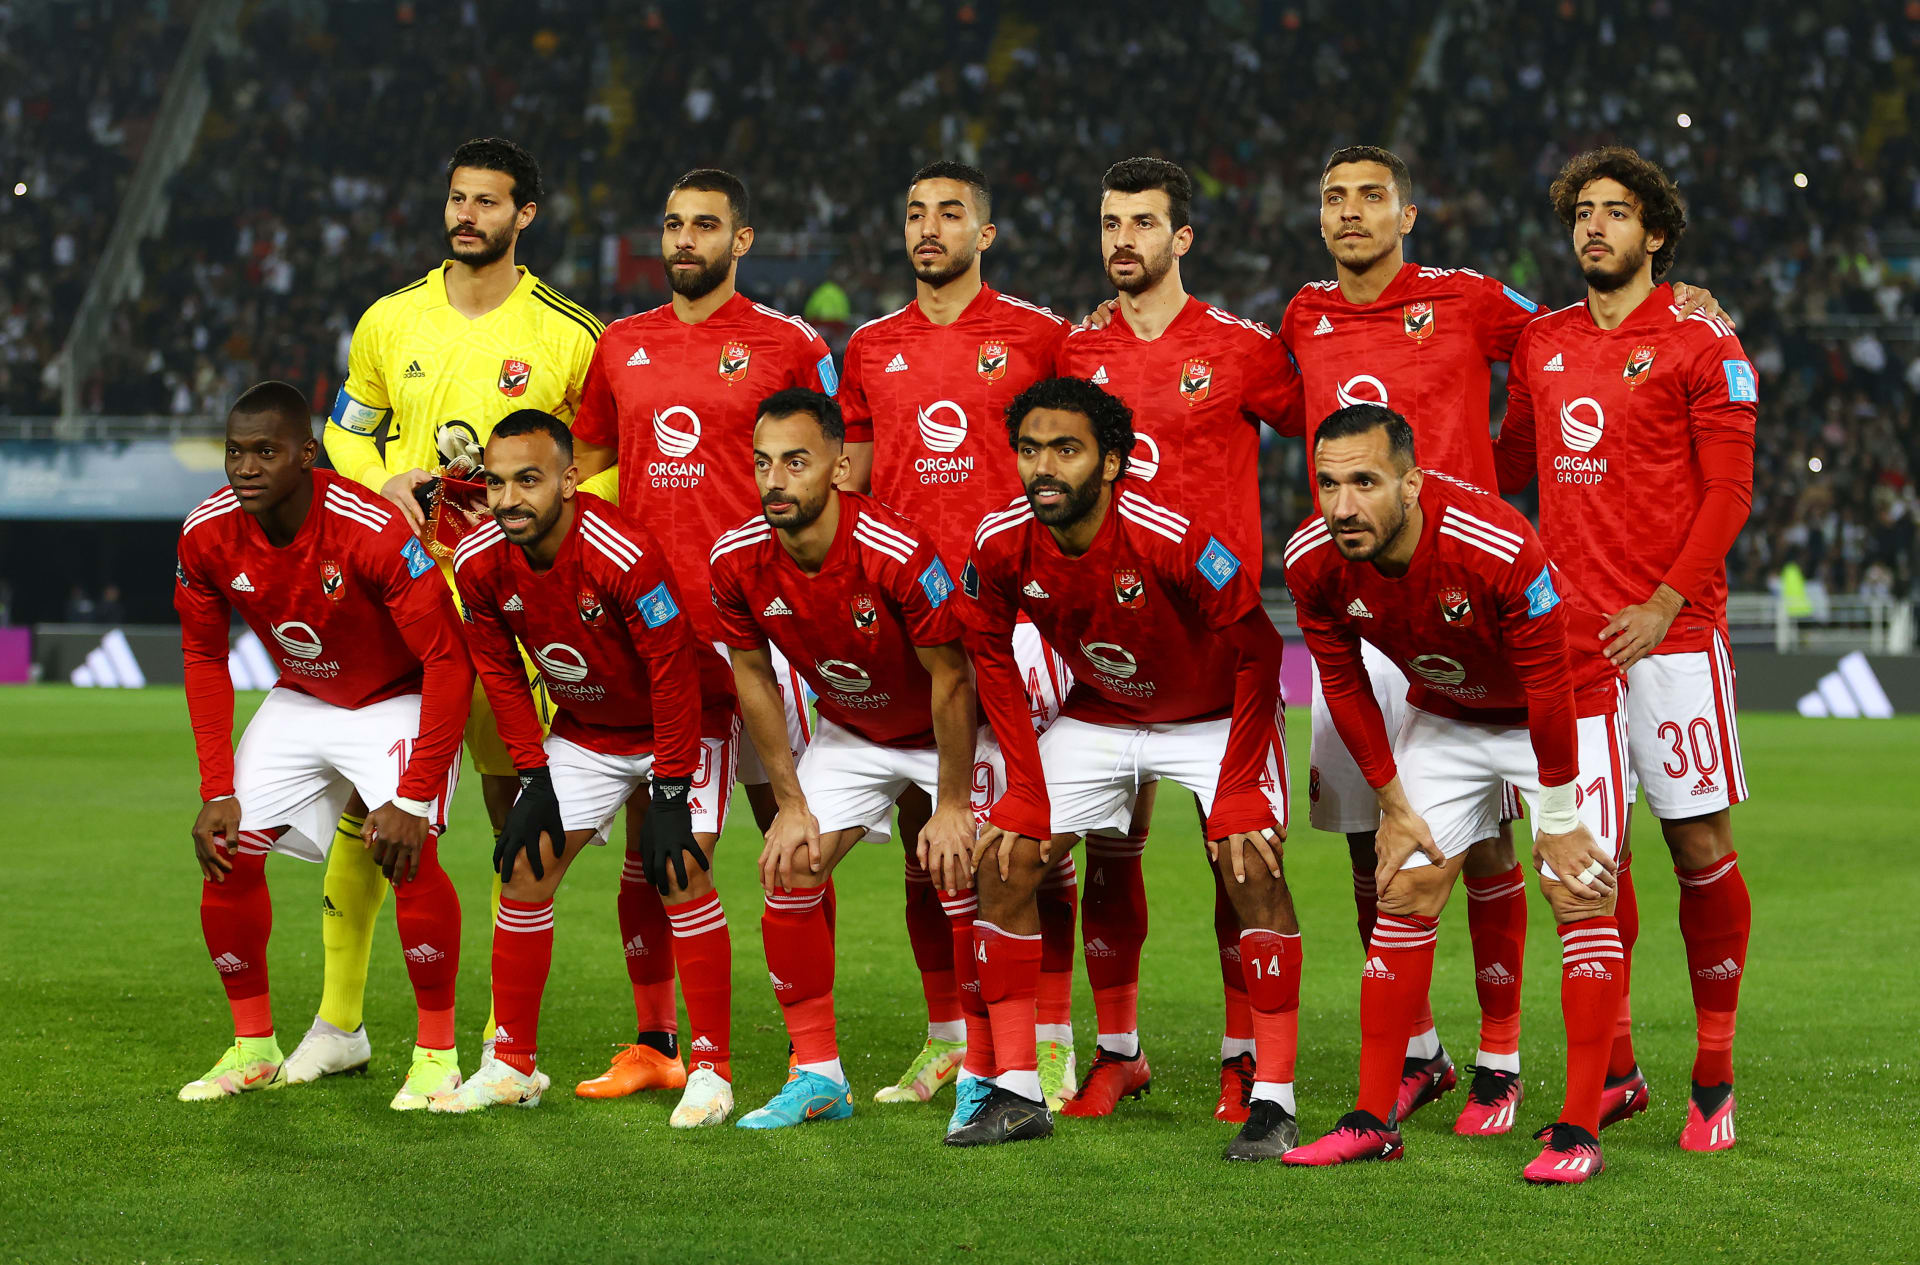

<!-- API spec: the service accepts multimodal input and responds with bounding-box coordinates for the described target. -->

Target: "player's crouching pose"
[956,377,1297,1157]
[436,411,739,1124]
[707,388,981,1130]
[1281,405,1627,1184]
[175,382,472,1108]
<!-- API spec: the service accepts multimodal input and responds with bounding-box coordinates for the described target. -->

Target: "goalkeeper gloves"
[497,766,566,881]
[640,775,708,892]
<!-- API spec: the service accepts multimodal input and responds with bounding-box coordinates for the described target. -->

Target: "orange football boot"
[575,1043,688,1098]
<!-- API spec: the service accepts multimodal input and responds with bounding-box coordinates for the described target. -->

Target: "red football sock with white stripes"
[902,860,960,1030]
[201,837,275,1038]
[618,854,677,1037]
[1558,916,1626,1134]
[1037,855,1078,1032]
[1351,865,1379,950]
[1358,913,1438,1122]
[1464,865,1527,1069]
[1609,854,1640,1077]
[975,920,1042,1098]
[1239,928,1302,1105]
[1081,834,1147,1043]
[492,896,554,1074]
[666,890,732,1073]
[1211,860,1255,1056]
[1677,852,1750,1086]
[763,886,837,1070]
[942,890,995,1078]
[392,834,460,1050]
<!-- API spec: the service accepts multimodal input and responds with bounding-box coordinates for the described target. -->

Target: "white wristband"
[390,796,433,819]
[1535,783,1580,835]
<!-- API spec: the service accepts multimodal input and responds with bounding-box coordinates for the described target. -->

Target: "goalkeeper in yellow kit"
[292,137,609,1101]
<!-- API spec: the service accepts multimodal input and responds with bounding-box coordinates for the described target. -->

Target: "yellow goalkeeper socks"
[481,846,503,1043]
[317,812,388,1033]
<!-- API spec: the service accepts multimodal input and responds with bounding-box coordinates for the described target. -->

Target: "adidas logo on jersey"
[1568,961,1615,981]
[763,596,794,616]
[1542,353,1565,372]
[503,594,524,612]
[1090,365,1110,385]
[1694,957,1743,981]
[626,347,651,366]
[1362,956,1394,980]
[404,360,426,380]
[1476,962,1517,986]
[1085,937,1117,958]
[884,353,909,373]
[1023,580,1051,599]
[1690,774,1720,796]
[623,935,650,958]
[404,943,446,964]
[212,952,248,974]
[230,573,255,592]
[1313,315,1334,336]
[691,1036,717,1054]
[1347,598,1372,618]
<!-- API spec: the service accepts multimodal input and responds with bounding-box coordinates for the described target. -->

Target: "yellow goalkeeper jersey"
[325,263,604,489]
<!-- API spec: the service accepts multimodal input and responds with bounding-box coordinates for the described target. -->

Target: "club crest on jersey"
[1403,301,1434,342]
[977,341,1008,382]
[577,589,606,628]
[1439,585,1473,626]
[1623,344,1657,387]
[1179,358,1212,406]
[498,359,531,397]
[1113,567,1146,610]
[320,560,345,602]
[718,341,752,383]
[851,593,879,636]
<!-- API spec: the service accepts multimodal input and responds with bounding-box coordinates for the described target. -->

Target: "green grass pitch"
[4,687,1915,1264]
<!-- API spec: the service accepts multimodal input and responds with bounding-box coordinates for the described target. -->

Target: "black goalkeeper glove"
[639,775,707,893]
[497,766,565,881]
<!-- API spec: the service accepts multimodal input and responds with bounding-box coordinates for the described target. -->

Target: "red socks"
[764,886,836,1066]
[492,896,554,1074]
[1464,865,1527,1064]
[903,860,961,1027]
[1358,913,1438,1121]
[1677,852,1750,1086]
[666,890,731,1072]
[619,854,677,1035]
[201,836,275,1038]
[975,921,1041,1078]
[1211,860,1253,1053]
[942,890,995,1077]
[1239,929,1302,1092]
[1558,916,1626,1134]
[1037,855,1078,1029]
[1081,834,1147,1037]
[1609,854,1640,1077]
[392,835,461,1050]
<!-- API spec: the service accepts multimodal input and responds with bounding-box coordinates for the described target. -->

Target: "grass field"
[4,687,1916,1264]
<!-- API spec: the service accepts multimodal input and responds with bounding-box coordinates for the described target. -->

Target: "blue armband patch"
[816,354,840,397]
[1502,284,1539,313]
[1196,536,1242,590]
[330,386,387,436]
[400,537,434,578]
[918,558,955,607]
[638,582,680,628]
[1525,566,1560,618]
[1723,360,1758,403]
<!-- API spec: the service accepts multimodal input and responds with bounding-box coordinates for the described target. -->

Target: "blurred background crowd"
[3,0,1915,598]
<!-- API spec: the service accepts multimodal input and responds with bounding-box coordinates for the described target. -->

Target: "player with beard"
[302,137,601,1094]
[1057,158,1302,1125]
[1495,148,1756,1152]
[838,161,1084,1112]
[568,170,841,1110]
[951,377,1294,1155]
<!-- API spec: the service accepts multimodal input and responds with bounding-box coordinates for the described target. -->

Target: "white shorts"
[1036,711,1288,839]
[233,688,457,864]
[1624,632,1748,818]
[1393,697,1628,879]
[724,640,813,786]
[1013,619,1074,730]
[798,716,1002,835]
[547,724,738,846]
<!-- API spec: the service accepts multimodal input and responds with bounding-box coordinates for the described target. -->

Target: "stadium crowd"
[8,0,1918,595]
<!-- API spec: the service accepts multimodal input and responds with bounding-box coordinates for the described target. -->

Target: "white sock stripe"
[668,912,728,938]
[1561,926,1622,942]
[620,860,647,882]
[1678,857,1739,887]
[902,861,930,882]
[974,920,1041,942]
[1238,928,1302,942]
[1564,949,1625,963]
[1466,880,1527,901]
[764,889,827,911]
[1086,836,1146,858]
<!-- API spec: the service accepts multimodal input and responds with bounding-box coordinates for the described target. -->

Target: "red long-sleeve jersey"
[174,470,473,803]
[1284,473,1616,790]
[959,486,1284,839]
[1494,285,1756,651]
[451,492,710,775]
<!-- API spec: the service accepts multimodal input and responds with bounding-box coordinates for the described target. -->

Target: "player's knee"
[1540,878,1616,923]
[1377,865,1452,919]
[1464,832,1517,876]
[1660,811,1732,870]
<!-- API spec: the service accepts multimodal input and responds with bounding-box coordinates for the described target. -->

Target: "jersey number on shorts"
[1657,718,1721,780]
[388,738,409,782]
[970,761,997,815]
[1572,777,1613,840]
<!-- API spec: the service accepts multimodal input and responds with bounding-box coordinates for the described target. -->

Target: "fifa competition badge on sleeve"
[918,559,955,607]
[1525,566,1560,618]
[401,537,436,579]
[1723,360,1758,403]
[638,582,680,628]
[1196,537,1242,590]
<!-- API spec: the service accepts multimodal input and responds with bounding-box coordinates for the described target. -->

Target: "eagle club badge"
[1440,585,1473,626]
[718,341,752,383]
[320,560,344,601]
[851,593,879,636]
[1113,567,1146,610]
[1624,344,1657,387]
[977,341,1008,382]
[498,358,531,397]
[1179,358,1212,406]
[1403,301,1435,342]
[577,589,605,627]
